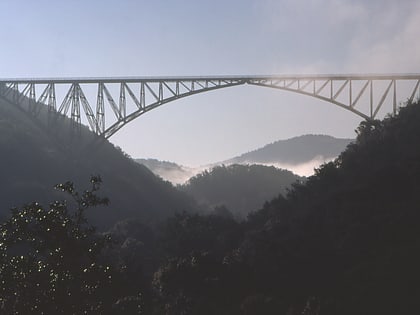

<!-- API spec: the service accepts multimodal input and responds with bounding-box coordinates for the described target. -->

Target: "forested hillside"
[2,94,420,314]
[0,89,197,229]
[148,101,420,314]
[122,100,418,314]
[227,134,353,165]
[180,164,302,218]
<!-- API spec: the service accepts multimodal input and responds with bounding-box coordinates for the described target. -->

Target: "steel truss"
[0,74,419,138]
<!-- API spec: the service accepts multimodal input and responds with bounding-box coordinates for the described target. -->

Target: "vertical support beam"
[96,83,105,134]
[349,80,352,107]
[159,82,163,101]
[330,80,333,99]
[47,84,57,128]
[370,80,373,118]
[48,84,56,113]
[29,83,35,100]
[12,83,19,104]
[29,83,36,115]
[71,83,81,125]
[70,83,81,137]
[119,83,126,120]
[140,82,145,108]
[393,80,397,115]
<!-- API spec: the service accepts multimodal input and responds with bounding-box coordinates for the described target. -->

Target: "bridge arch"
[0,74,419,138]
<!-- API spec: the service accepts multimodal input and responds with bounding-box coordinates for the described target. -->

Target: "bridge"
[0,74,419,138]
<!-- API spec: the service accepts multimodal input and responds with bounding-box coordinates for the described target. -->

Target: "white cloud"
[347,2,420,73]
[256,0,420,74]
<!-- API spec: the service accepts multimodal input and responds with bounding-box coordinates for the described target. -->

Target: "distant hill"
[180,164,302,218]
[226,134,353,165]
[136,135,353,183]
[135,158,197,185]
[0,86,197,229]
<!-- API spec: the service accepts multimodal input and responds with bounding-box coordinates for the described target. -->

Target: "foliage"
[160,211,242,258]
[0,177,141,314]
[148,100,420,314]
[3,99,420,314]
[181,164,302,218]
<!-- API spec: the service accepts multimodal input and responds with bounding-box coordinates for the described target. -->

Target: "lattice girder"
[0,74,419,138]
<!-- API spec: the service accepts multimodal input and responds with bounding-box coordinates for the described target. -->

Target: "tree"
[0,176,134,314]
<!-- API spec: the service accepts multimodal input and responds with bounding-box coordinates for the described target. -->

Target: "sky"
[1,0,420,166]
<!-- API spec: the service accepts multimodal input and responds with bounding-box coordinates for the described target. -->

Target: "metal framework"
[0,74,419,138]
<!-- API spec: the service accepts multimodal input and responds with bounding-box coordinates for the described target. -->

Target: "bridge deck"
[2,73,420,84]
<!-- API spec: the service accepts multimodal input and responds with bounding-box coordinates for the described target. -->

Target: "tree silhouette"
[0,176,130,314]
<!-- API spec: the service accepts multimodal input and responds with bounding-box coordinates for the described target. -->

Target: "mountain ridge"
[136,134,354,183]
[225,134,353,165]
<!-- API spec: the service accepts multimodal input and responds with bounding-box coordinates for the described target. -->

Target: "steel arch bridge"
[0,74,419,138]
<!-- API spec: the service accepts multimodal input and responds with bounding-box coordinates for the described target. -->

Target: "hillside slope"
[148,101,420,314]
[0,89,196,229]
[180,164,302,218]
[232,102,420,314]
[227,134,353,165]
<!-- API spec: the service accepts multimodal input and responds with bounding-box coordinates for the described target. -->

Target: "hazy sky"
[1,0,420,166]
